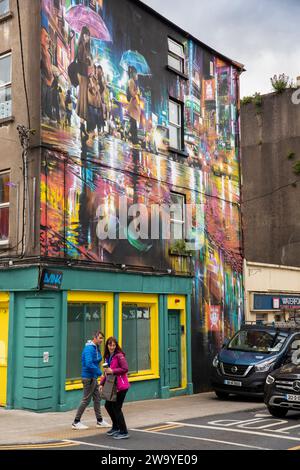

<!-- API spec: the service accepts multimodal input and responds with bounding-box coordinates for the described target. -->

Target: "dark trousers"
[129,117,138,144]
[105,390,128,433]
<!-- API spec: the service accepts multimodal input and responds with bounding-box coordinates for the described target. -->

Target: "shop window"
[0,0,9,16]
[66,303,105,381]
[256,314,266,324]
[0,52,12,120]
[122,304,151,374]
[0,172,9,244]
[170,192,185,240]
[168,38,185,74]
[169,98,183,150]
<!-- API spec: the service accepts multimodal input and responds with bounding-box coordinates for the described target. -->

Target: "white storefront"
[244,261,300,323]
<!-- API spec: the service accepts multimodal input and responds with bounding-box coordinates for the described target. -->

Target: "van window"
[228,329,288,354]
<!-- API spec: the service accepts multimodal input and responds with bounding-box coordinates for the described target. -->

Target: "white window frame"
[168,37,185,74]
[0,170,10,245]
[170,192,185,241]
[0,51,12,120]
[169,98,183,151]
[0,0,9,16]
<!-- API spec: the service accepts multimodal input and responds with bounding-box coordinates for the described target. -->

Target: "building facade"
[241,89,300,324]
[0,0,243,411]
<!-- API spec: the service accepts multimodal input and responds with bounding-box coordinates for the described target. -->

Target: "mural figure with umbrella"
[65,4,111,143]
[120,50,151,147]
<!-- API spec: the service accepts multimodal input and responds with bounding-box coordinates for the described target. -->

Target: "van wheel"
[267,406,288,418]
[215,391,229,399]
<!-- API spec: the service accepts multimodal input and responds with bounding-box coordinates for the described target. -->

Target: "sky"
[141,0,300,97]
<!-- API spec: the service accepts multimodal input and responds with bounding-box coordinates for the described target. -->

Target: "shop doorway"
[167,310,181,389]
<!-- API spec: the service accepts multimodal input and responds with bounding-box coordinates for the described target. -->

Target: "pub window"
[0,172,10,244]
[169,98,183,150]
[168,38,185,74]
[66,303,105,381]
[0,52,12,120]
[0,0,9,16]
[122,304,151,374]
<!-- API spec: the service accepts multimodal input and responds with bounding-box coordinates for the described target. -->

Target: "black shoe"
[106,428,119,436]
[113,432,130,440]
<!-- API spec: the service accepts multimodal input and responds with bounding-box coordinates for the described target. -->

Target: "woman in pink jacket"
[100,337,130,439]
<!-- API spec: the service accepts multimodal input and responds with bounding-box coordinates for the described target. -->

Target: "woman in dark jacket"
[76,26,93,138]
[100,337,130,439]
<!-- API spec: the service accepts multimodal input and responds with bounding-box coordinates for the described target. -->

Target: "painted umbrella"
[120,50,151,76]
[65,5,111,42]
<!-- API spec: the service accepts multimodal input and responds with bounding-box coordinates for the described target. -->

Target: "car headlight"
[266,375,275,385]
[255,359,276,373]
[212,355,219,368]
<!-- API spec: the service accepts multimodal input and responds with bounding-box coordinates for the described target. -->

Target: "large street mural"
[41,0,244,385]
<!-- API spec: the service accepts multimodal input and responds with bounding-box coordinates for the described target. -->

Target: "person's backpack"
[68,61,80,88]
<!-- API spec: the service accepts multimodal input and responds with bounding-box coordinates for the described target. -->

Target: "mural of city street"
[41,0,244,363]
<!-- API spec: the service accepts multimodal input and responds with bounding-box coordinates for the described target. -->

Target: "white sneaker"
[96,419,111,428]
[72,422,89,430]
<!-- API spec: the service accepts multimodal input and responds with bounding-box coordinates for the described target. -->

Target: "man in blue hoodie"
[72,331,110,429]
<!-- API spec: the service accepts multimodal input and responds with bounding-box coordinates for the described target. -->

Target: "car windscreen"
[227,330,288,354]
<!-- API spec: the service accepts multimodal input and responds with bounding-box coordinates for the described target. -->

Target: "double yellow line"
[289,445,300,451]
[0,441,77,450]
[144,423,183,432]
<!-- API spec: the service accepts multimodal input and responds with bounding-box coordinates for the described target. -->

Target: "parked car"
[211,323,300,399]
[264,362,300,418]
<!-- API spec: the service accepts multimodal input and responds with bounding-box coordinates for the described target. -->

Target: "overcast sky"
[141,0,300,97]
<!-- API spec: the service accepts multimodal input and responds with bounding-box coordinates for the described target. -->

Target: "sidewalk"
[0,393,265,445]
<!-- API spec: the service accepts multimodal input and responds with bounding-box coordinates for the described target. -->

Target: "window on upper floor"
[0,52,12,120]
[0,172,10,245]
[0,0,9,16]
[169,98,183,151]
[170,192,185,241]
[168,38,185,74]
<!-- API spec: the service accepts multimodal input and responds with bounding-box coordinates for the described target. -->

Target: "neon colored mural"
[41,0,244,387]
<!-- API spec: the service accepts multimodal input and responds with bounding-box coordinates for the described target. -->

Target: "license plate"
[224,380,242,387]
[286,394,300,402]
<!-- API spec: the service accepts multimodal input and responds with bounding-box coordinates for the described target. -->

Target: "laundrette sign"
[254,294,300,310]
[40,269,63,290]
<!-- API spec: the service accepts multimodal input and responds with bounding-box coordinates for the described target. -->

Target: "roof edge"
[134,0,245,71]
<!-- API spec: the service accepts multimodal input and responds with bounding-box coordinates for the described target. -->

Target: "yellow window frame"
[119,293,159,382]
[168,295,187,391]
[0,292,9,407]
[66,292,114,391]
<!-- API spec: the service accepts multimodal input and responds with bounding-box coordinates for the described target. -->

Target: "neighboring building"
[0,0,244,412]
[241,89,300,325]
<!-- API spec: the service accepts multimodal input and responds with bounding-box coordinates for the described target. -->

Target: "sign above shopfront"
[40,269,63,290]
[254,294,300,311]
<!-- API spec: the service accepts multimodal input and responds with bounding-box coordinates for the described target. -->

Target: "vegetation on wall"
[241,93,263,112]
[293,161,300,176]
[270,74,291,93]
[287,151,296,160]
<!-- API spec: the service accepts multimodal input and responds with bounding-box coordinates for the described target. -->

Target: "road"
[1,408,300,451]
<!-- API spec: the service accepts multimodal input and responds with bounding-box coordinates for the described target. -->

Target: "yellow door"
[0,303,9,407]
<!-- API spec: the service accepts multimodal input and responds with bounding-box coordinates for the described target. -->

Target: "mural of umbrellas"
[120,50,151,76]
[65,5,111,42]
[43,0,52,14]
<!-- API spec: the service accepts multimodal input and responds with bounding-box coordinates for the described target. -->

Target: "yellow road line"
[288,445,300,450]
[0,441,77,450]
[144,424,183,432]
